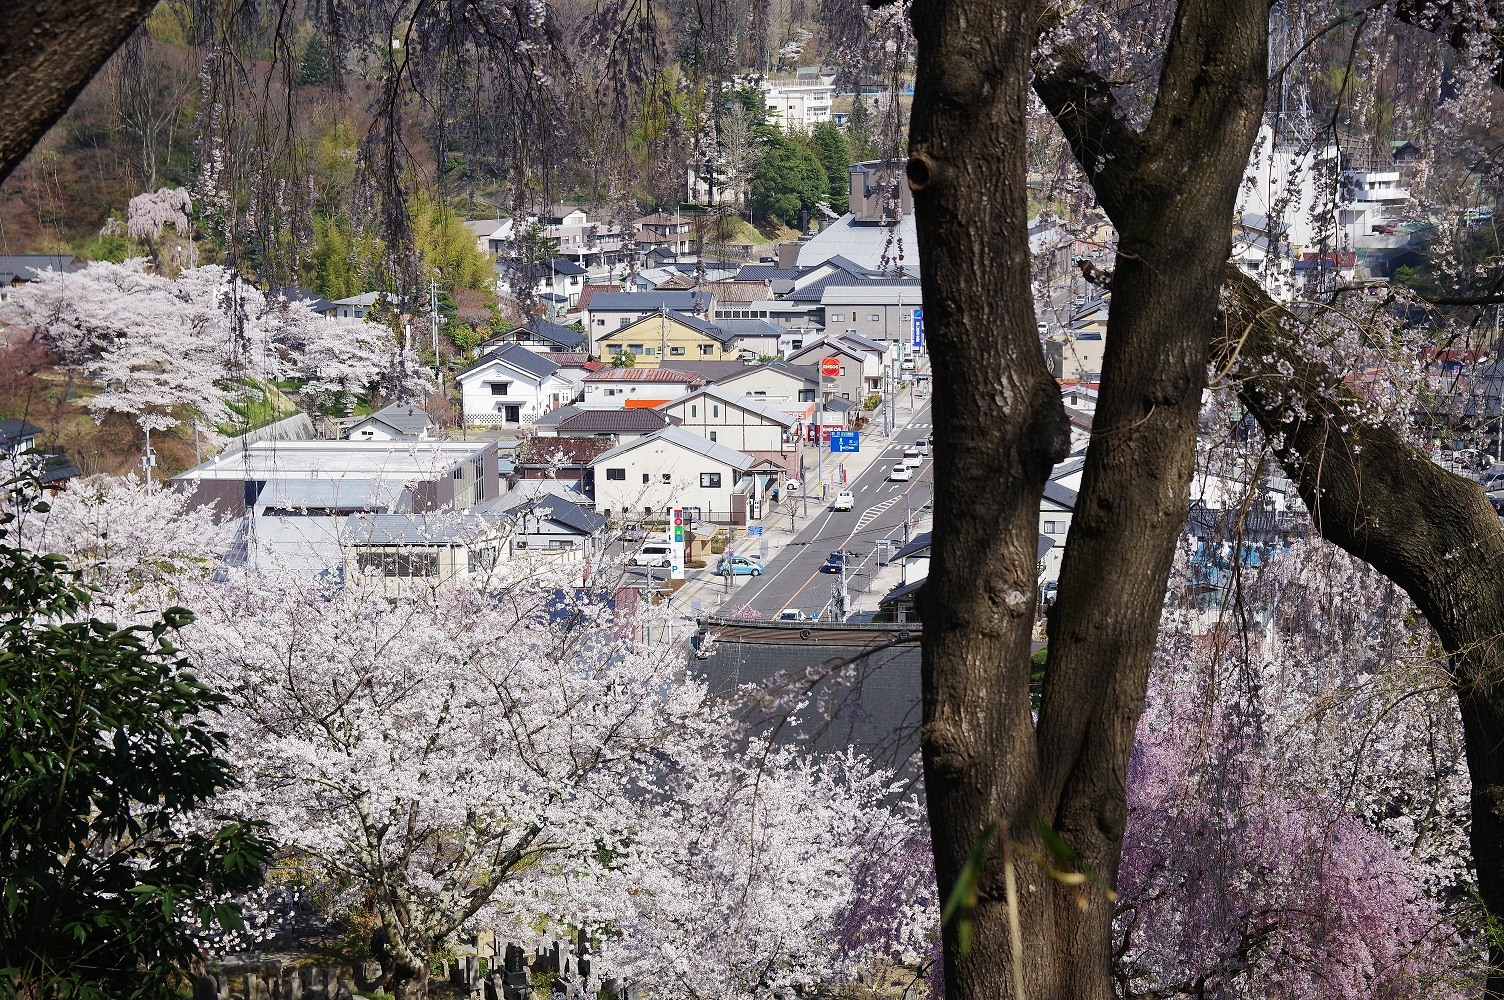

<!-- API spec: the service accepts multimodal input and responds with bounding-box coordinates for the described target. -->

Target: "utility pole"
[142,426,154,485]
[192,419,201,466]
[430,277,443,392]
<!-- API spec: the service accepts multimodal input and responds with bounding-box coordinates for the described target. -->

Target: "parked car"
[716,554,764,576]
[1036,320,1048,334]
[901,357,917,372]
[620,522,646,543]
[821,550,858,574]
[630,543,672,567]
[712,554,759,576]
[1481,471,1504,491]
[902,449,923,468]
[889,464,914,481]
[832,490,855,511]
[775,609,810,622]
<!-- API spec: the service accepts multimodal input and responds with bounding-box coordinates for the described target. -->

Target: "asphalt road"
[726,403,936,617]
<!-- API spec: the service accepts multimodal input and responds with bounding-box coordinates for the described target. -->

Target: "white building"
[656,386,804,479]
[590,425,757,523]
[346,402,436,441]
[457,343,577,426]
[579,367,704,409]
[172,440,501,574]
[757,68,838,131]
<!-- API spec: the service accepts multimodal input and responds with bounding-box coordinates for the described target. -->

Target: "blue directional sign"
[829,430,860,453]
[747,525,765,536]
[912,307,924,349]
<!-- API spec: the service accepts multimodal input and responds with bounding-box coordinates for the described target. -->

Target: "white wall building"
[458,344,576,426]
[757,69,838,131]
[590,425,756,522]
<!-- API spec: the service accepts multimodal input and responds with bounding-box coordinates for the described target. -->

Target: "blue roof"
[586,291,711,313]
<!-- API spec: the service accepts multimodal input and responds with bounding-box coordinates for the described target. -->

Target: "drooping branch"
[1218,266,1504,995]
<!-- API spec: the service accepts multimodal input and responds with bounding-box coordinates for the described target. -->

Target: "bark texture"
[1219,269,1504,995]
[911,1,1268,997]
[909,0,1066,993]
[0,0,156,186]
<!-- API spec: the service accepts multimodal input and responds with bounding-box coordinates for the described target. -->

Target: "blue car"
[717,555,765,576]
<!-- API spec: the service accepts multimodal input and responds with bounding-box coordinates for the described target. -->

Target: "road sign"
[820,356,841,377]
[670,507,685,579]
[829,430,860,453]
[747,525,764,536]
[912,307,924,349]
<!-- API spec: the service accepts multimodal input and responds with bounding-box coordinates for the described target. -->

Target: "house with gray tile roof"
[346,402,436,442]
[589,425,760,523]
[458,343,577,427]
[655,385,805,480]
[496,493,607,554]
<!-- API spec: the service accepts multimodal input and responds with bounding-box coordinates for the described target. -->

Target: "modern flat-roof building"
[174,440,502,574]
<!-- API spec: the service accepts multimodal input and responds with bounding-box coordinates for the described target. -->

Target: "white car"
[629,544,673,567]
[901,358,917,372]
[832,490,855,511]
[902,449,923,468]
[889,464,914,482]
[775,609,810,622]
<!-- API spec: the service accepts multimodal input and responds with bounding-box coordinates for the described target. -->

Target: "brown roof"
[636,212,686,226]
[654,273,698,290]
[556,409,673,434]
[705,280,769,303]
[583,367,707,383]
[513,436,617,467]
[541,352,593,367]
[576,284,621,314]
[635,228,681,244]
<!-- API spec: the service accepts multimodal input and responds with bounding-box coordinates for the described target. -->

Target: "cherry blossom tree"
[573,747,934,999]
[20,474,232,599]
[127,186,193,265]
[176,565,929,1000]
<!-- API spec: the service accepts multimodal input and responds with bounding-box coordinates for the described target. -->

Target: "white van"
[630,544,673,568]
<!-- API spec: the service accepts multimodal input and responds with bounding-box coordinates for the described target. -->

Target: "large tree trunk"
[908,0,1066,992]
[911,0,1268,997]
[0,0,157,186]
[1219,269,1504,995]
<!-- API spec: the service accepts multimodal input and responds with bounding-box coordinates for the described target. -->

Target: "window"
[670,346,686,356]
[357,549,439,578]
[453,467,464,480]
[798,389,816,402]
[629,344,644,355]
[708,431,717,442]
[661,473,672,483]
[699,344,715,356]
[700,472,722,488]
[1044,520,1059,533]
[642,473,650,484]
[690,404,697,417]
[830,313,845,322]
[618,317,630,327]
[712,405,720,418]
[606,468,626,481]
[645,347,655,355]
[490,382,512,396]
[791,340,804,350]
[868,314,880,322]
